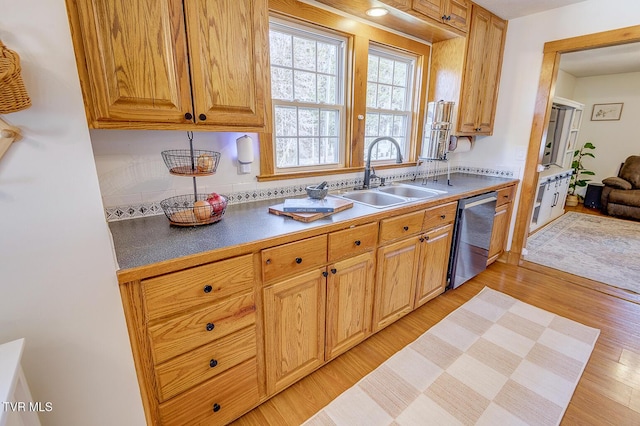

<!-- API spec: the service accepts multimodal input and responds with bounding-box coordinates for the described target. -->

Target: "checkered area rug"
[304,287,600,426]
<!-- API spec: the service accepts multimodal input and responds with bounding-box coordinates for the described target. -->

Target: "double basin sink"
[333,183,447,208]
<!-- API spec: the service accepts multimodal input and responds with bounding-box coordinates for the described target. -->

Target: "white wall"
[574,72,640,185]
[555,70,578,100]
[0,1,145,425]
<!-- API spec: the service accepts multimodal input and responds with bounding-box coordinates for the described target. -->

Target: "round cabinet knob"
[206,323,215,332]
[209,359,218,368]
[419,237,425,242]
[403,226,409,231]
[331,268,337,274]
[184,112,193,120]
[425,235,430,241]
[476,127,482,132]
[203,285,213,293]
[213,403,221,413]
[354,240,361,246]
[265,259,271,265]
[322,271,328,278]
[295,257,302,264]
[440,214,446,219]
[199,113,207,121]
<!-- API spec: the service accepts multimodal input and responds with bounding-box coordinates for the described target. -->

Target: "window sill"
[256,161,417,182]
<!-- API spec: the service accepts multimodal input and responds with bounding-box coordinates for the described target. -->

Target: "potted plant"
[566,142,596,206]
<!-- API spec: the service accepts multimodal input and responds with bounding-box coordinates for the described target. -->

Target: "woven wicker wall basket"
[0,40,31,114]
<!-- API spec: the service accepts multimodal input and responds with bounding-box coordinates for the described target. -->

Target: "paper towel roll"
[236,135,254,164]
[450,136,472,153]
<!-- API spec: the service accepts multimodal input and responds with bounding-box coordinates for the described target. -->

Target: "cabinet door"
[372,237,420,332]
[325,252,375,360]
[75,0,193,123]
[445,0,470,32]
[475,13,506,133]
[412,0,444,21]
[263,268,326,395]
[458,6,489,133]
[184,0,269,128]
[488,203,510,263]
[415,224,453,307]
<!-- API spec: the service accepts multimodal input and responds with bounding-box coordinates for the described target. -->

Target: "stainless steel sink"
[337,191,407,208]
[334,183,447,208]
[378,185,445,199]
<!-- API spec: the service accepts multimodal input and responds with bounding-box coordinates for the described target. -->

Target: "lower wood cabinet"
[263,267,327,395]
[415,223,454,307]
[325,251,375,360]
[488,184,515,264]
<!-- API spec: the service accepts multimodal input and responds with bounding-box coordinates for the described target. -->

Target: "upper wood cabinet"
[428,3,507,136]
[67,0,271,131]
[412,0,470,33]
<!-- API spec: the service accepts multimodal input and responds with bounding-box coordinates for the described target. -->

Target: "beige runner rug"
[304,287,599,426]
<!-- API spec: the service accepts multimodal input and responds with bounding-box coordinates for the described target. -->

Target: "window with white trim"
[269,20,346,170]
[365,46,416,162]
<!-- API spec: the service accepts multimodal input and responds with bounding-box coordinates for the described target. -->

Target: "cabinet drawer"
[143,254,254,321]
[379,210,425,244]
[328,222,378,262]
[158,358,259,426]
[496,186,515,207]
[262,235,327,282]
[149,292,256,365]
[422,202,457,231]
[155,326,257,402]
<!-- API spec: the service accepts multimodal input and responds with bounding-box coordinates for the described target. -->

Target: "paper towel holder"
[236,134,254,174]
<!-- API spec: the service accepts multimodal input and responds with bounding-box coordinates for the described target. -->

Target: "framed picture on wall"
[591,103,623,121]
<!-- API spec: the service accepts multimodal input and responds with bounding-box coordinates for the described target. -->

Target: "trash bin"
[584,183,604,209]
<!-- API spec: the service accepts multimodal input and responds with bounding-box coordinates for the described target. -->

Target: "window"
[269,20,346,170]
[365,46,416,162]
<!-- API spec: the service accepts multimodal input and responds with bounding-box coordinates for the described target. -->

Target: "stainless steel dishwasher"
[447,191,497,289]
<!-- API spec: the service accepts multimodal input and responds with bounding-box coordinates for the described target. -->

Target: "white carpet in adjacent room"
[524,212,640,294]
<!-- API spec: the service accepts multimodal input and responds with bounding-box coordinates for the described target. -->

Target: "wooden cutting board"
[268,198,354,223]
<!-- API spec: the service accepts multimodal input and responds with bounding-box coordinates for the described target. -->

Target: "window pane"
[379,114,393,135]
[366,83,377,108]
[377,85,392,110]
[293,37,316,71]
[270,31,292,67]
[317,43,337,74]
[320,137,339,163]
[320,110,339,136]
[294,70,317,102]
[393,61,408,86]
[367,55,379,81]
[271,68,293,101]
[276,137,298,168]
[318,74,336,104]
[378,58,394,84]
[365,113,379,136]
[391,86,406,110]
[275,106,298,136]
[299,138,319,165]
[299,108,319,137]
[393,115,407,137]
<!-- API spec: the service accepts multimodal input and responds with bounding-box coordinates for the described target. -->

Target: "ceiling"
[559,43,640,77]
[472,0,587,20]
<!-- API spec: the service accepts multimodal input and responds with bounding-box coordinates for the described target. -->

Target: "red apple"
[206,192,226,215]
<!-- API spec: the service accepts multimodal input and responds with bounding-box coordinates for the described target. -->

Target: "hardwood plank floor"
[233,261,640,425]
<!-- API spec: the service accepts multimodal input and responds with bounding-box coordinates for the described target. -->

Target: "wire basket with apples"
[161,150,221,176]
[160,193,228,226]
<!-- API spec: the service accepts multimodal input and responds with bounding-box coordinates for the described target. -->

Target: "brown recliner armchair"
[601,155,640,220]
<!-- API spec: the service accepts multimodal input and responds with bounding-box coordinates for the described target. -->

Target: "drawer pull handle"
[203,285,213,293]
[503,194,509,198]
[354,240,361,246]
[213,403,221,413]
[295,257,302,264]
[331,268,337,274]
[440,214,446,219]
[403,226,409,231]
[206,323,215,332]
[209,359,218,368]
[322,271,328,277]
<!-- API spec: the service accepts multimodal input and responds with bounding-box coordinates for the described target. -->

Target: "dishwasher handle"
[462,196,497,209]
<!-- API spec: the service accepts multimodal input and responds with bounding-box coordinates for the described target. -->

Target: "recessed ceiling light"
[366,7,389,17]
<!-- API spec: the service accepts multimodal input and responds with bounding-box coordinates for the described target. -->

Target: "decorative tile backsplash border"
[104,164,516,222]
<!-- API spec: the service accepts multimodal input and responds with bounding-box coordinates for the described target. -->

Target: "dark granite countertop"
[109,173,518,278]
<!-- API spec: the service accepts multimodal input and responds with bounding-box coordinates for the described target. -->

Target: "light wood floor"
[233,261,640,425]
